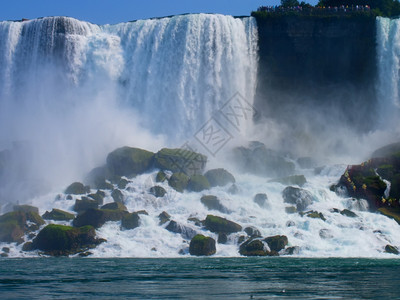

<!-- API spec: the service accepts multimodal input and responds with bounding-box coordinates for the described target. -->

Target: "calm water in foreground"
[1,257,400,299]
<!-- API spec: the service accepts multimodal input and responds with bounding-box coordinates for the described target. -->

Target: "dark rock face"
[204,168,235,187]
[0,211,45,243]
[154,148,207,176]
[106,147,154,177]
[239,238,267,256]
[189,234,216,256]
[385,244,399,255]
[73,198,98,213]
[149,186,167,197]
[32,224,104,256]
[302,210,326,221]
[165,220,197,240]
[340,209,358,218]
[111,189,124,203]
[42,209,74,221]
[101,202,127,211]
[254,15,377,133]
[231,142,295,177]
[121,212,140,230]
[158,211,171,225]
[200,195,229,213]
[186,175,210,192]
[87,190,105,205]
[264,235,288,252]
[282,186,313,212]
[244,226,261,237]
[13,205,39,214]
[65,182,90,195]
[73,208,127,229]
[204,215,242,234]
[218,233,228,244]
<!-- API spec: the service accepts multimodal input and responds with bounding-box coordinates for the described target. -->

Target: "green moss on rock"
[204,168,235,187]
[149,186,167,198]
[65,182,90,195]
[42,209,75,221]
[204,215,242,233]
[264,235,288,252]
[73,208,127,228]
[0,211,44,243]
[121,212,140,230]
[187,175,210,192]
[239,238,267,256]
[200,195,228,213]
[168,172,190,192]
[189,234,216,256]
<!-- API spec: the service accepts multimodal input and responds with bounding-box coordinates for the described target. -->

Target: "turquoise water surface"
[1,257,400,299]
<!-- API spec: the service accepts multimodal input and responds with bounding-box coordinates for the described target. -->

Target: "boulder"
[204,215,242,233]
[158,211,171,225]
[217,233,228,244]
[87,190,105,205]
[65,182,90,195]
[189,234,216,256]
[187,217,202,227]
[155,171,167,183]
[281,246,300,255]
[239,238,267,256]
[200,195,229,213]
[168,172,190,192]
[73,208,127,228]
[121,212,140,230]
[264,235,288,252]
[231,142,295,177]
[282,186,313,212]
[340,209,358,218]
[101,202,127,211]
[32,224,104,256]
[227,184,240,195]
[269,175,307,187]
[111,189,124,203]
[13,205,39,214]
[149,186,166,198]
[73,198,98,213]
[253,193,268,207]
[186,175,210,192]
[0,211,45,243]
[42,209,75,221]
[106,146,154,177]
[385,244,399,255]
[204,168,235,187]
[244,226,261,237]
[154,148,207,176]
[302,210,326,221]
[117,178,129,190]
[165,220,197,240]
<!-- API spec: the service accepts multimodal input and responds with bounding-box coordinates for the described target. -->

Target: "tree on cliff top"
[317,0,400,16]
[281,0,300,7]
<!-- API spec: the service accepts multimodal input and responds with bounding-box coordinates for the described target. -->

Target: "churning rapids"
[0,14,399,258]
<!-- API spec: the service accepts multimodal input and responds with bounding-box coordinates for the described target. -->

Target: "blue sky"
[1,0,319,24]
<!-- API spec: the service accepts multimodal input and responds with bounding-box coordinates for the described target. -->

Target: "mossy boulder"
[32,224,104,256]
[239,238,267,256]
[340,209,358,218]
[204,168,235,187]
[42,209,74,221]
[165,220,197,240]
[65,182,90,195]
[189,234,216,256]
[155,171,167,183]
[149,186,166,198]
[13,205,39,214]
[106,146,154,177]
[73,208,127,228]
[121,212,140,230]
[158,211,171,225]
[0,211,45,243]
[87,190,105,205]
[204,215,242,233]
[244,226,261,237]
[100,202,127,211]
[168,172,190,192]
[200,195,229,213]
[117,178,129,190]
[154,148,207,176]
[385,244,399,255]
[264,235,288,252]
[269,175,307,187]
[282,186,313,212]
[302,210,326,221]
[73,198,99,213]
[187,175,210,192]
[111,189,124,203]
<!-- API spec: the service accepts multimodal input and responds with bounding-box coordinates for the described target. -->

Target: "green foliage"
[318,0,400,17]
[281,0,300,7]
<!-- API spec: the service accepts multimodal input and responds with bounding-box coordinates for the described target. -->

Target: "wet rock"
[281,246,300,255]
[253,193,268,207]
[264,235,288,252]
[269,175,307,187]
[168,172,190,192]
[244,226,261,237]
[22,242,34,251]
[73,198,98,213]
[87,190,105,206]
[200,195,229,213]
[187,217,202,227]
[204,215,242,233]
[385,244,399,255]
[32,224,104,256]
[117,178,130,190]
[186,175,210,192]
[156,170,167,183]
[121,212,140,230]
[65,182,90,195]
[149,186,167,198]
[42,209,75,221]
[136,210,148,215]
[319,229,333,239]
[302,210,326,221]
[106,146,154,177]
[189,234,216,256]
[111,189,124,203]
[218,233,228,244]
[0,211,45,243]
[282,186,313,212]
[2,247,10,253]
[239,238,267,256]
[100,202,127,211]
[340,209,358,218]
[165,220,197,240]
[158,211,171,225]
[204,168,235,187]
[227,184,240,195]
[13,205,39,214]
[285,206,297,214]
[73,208,127,229]
[286,220,296,227]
